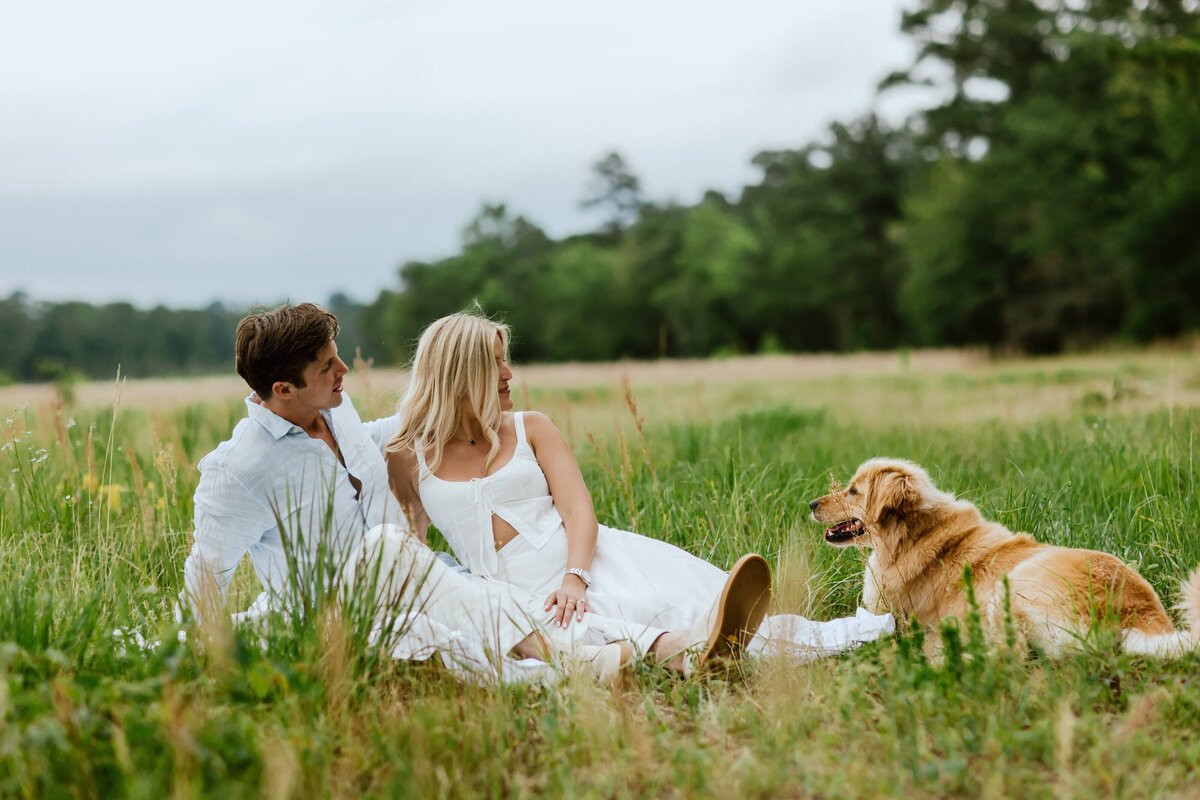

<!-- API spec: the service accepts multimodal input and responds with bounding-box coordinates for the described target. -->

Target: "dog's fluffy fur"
[811,458,1200,657]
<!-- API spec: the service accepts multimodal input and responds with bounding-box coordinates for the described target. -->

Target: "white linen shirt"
[180,393,404,617]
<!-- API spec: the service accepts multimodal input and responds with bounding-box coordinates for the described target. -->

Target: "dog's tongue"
[827,520,857,535]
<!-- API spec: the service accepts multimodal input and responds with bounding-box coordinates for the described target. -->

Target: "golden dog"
[810,458,1200,656]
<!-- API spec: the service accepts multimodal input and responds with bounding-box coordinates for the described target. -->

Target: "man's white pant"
[344,524,556,657]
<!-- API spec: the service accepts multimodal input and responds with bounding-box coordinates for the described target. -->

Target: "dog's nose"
[808,499,819,510]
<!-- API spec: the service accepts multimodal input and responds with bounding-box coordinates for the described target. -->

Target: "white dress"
[417,412,893,658]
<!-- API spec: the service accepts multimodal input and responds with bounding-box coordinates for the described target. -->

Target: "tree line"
[0,294,368,384]
[366,0,1200,362]
[3,0,1197,382]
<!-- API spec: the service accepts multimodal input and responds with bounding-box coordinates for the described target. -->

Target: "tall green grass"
[2,352,1199,798]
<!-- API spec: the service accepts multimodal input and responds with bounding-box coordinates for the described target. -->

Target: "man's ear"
[872,470,919,516]
[270,381,294,401]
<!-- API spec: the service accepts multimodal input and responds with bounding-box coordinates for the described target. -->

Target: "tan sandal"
[694,553,772,672]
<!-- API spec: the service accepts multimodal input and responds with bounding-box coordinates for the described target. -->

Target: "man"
[179,302,768,680]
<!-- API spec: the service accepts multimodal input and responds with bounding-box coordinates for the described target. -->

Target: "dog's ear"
[872,469,920,516]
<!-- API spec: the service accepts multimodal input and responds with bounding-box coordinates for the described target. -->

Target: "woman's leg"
[352,525,632,682]
[648,554,773,673]
[649,631,690,672]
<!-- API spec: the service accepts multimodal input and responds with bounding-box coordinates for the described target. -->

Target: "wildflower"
[99,484,126,511]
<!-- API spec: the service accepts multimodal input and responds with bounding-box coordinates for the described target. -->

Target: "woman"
[386,313,891,669]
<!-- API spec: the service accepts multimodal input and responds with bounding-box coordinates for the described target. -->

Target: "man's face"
[290,340,349,411]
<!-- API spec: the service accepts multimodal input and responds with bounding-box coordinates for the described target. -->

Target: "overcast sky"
[0,1,927,309]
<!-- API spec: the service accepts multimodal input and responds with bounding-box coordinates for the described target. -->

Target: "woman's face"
[494,334,513,411]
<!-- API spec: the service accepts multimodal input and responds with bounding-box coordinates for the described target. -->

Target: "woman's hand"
[544,574,588,628]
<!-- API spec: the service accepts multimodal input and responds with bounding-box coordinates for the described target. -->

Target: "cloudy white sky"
[0,1,927,309]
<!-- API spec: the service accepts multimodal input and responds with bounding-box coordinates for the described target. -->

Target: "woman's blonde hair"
[388,312,510,473]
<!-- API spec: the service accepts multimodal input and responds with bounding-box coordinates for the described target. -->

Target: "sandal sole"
[698,553,772,668]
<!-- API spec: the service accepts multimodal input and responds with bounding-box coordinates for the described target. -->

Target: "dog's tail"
[1176,563,1200,633]
[1122,564,1200,658]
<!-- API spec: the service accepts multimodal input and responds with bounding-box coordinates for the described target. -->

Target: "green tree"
[536,241,630,360]
[652,196,759,355]
[619,203,690,357]
[740,115,914,351]
[365,204,554,363]
[1113,33,1200,337]
[0,293,35,382]
[882,0,1195,152]
[900,159,1010,346]
[900,24,1198,350]
[580,151,644,236]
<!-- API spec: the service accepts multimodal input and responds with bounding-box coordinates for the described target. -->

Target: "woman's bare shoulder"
[520,410,559,432]
[521,411,569,448]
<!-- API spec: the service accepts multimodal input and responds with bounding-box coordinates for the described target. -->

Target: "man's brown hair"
[235,303,340,399]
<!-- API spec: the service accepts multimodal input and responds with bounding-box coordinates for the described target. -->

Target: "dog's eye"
[848,487,859,495]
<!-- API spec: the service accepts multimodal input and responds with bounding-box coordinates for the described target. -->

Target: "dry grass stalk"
[259,729,300,800]
[614,425,638,529]
[126,448,149,528]
[190,563,236,675]
[585,430,622,501]
[52,676,99,798]
[318,606,353,727]
[1053,697,1077,796]
[1115,688,1168,743]
[109,708,135,776]
[101,367,125,536]
[50,389,71,459]
[773,537,819,618]
[163,684,201,800]
[153,437,178,502]
[622,377,659,492]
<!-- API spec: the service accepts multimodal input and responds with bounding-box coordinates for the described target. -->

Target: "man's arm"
[362,409,403,454]
[178,467,272,623]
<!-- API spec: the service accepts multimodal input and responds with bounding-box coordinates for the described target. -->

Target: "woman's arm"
[525,411,598,627]
[385,448,430,544]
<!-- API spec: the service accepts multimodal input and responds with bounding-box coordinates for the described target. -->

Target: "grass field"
[2,345,1200,798]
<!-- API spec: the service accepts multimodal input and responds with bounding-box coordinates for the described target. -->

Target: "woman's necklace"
[454,423,488,447]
